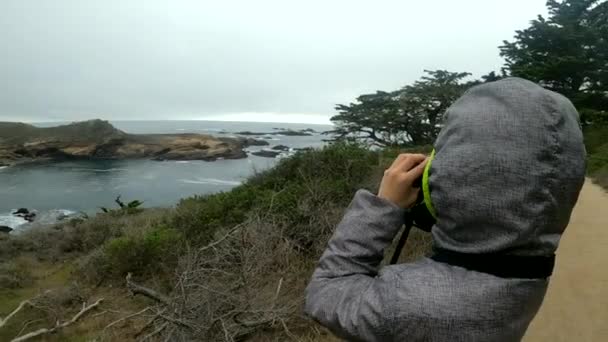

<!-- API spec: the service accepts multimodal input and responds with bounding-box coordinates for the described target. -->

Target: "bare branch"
[16,319,44,338]
[221,319,234,342]
[139,322,168,342]
[280,318,300,341]
[271,278,283,312]
[0,300,32,328]
[11,298,103,342]
[159,314,197,331]
[199,223,244,252]
[92,310,108,318]
[104,306,152,330]
[134,309,166,338]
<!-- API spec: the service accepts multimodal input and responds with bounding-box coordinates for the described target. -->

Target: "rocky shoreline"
[0,208,78,233]
[0,120,274,167]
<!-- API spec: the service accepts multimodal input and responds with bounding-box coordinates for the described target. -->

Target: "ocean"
[0,120,333,230]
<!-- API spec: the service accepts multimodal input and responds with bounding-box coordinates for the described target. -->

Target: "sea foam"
[0,214,28,230]
[179,178,242,186]
[0,209,77,232]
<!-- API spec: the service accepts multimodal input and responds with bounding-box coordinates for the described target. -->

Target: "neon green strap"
[422,149,437,219]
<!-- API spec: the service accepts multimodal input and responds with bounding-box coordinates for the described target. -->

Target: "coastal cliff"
[0,119,264,166]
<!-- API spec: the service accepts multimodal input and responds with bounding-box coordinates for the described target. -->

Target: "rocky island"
[0,119,268,166]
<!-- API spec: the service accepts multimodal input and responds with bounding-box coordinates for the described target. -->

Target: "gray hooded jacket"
[304,78,586,341]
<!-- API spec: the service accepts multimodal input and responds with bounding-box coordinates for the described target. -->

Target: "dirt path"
[524,180,608,341]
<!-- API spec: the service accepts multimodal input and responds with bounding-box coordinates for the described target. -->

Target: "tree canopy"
[330,0,608,147]
[500,0,608,121]
[329,70,471,147]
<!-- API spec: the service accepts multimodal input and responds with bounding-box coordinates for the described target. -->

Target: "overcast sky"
[0,0,548,124]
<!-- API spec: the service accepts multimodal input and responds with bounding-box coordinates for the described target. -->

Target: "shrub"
[100,196,145,216]
[584,124,608,190]
[0,234,37,260]
[587,144,608,174]
[245,143,380,250]
[584,124,608,155]
[74,247,110,285]
[174,142,379,247]
[174,185,274,244]
[102,226,183,278]
[581,109,608,127]
[58,218,122,254]
[588,146,608,190]
[0,259,34,289]
[31,283,86,321]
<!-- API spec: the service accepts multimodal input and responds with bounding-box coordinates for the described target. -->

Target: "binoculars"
[410,176,435,232]
[389,176,436,264]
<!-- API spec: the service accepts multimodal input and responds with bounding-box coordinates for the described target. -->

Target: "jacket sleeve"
[304,189,406,342]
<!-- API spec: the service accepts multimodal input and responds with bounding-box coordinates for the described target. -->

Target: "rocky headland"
[0,119,269,166]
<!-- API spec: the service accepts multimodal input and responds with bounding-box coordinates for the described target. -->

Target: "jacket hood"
[427,78,586,255]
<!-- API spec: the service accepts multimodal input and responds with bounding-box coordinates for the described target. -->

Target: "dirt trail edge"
[524,179,608,341]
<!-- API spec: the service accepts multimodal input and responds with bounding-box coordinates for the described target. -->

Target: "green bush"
[583,124,608,190]
[246,143,380,250]
[75,247,110,285]
[173,143,379,247]
[58,218,122,254]
[174,185,274,244]
[581,109,608,127]
[587,144,608,173]
[584,124,608,155]
[0,259,34,289]
[100,196,145,216]
[102,226,183,278]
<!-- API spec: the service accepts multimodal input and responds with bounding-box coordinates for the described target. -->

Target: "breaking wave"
[178,178,242,186]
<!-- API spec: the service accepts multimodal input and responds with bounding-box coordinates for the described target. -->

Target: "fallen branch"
[280,318,300,341]
[126,273,170,305]
[11,298,104,342]
[0,300,32,328]
[162,327,175,342]
[16,319,44,337]
[220,319,234,342]
[139,322,168,342]
[159,314,197,331]
[271,278,284,311]
[233,314,275,329]
[104,306,152,331]
[199,223,244,252]
[134,308,166,338]
[92,310,108,318]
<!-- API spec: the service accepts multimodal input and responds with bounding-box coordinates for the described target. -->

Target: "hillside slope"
[0,119,126,144]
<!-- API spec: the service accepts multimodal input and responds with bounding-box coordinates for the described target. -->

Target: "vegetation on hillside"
[585,125,608,188]
[0,119,126,145]
[0,143,433,341]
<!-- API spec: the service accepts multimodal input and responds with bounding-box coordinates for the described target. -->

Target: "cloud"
[0,0,548,123]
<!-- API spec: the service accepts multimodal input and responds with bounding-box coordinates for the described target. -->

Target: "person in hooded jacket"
[304,78,586,342]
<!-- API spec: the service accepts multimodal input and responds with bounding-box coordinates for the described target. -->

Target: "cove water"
[0,120,332,231]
